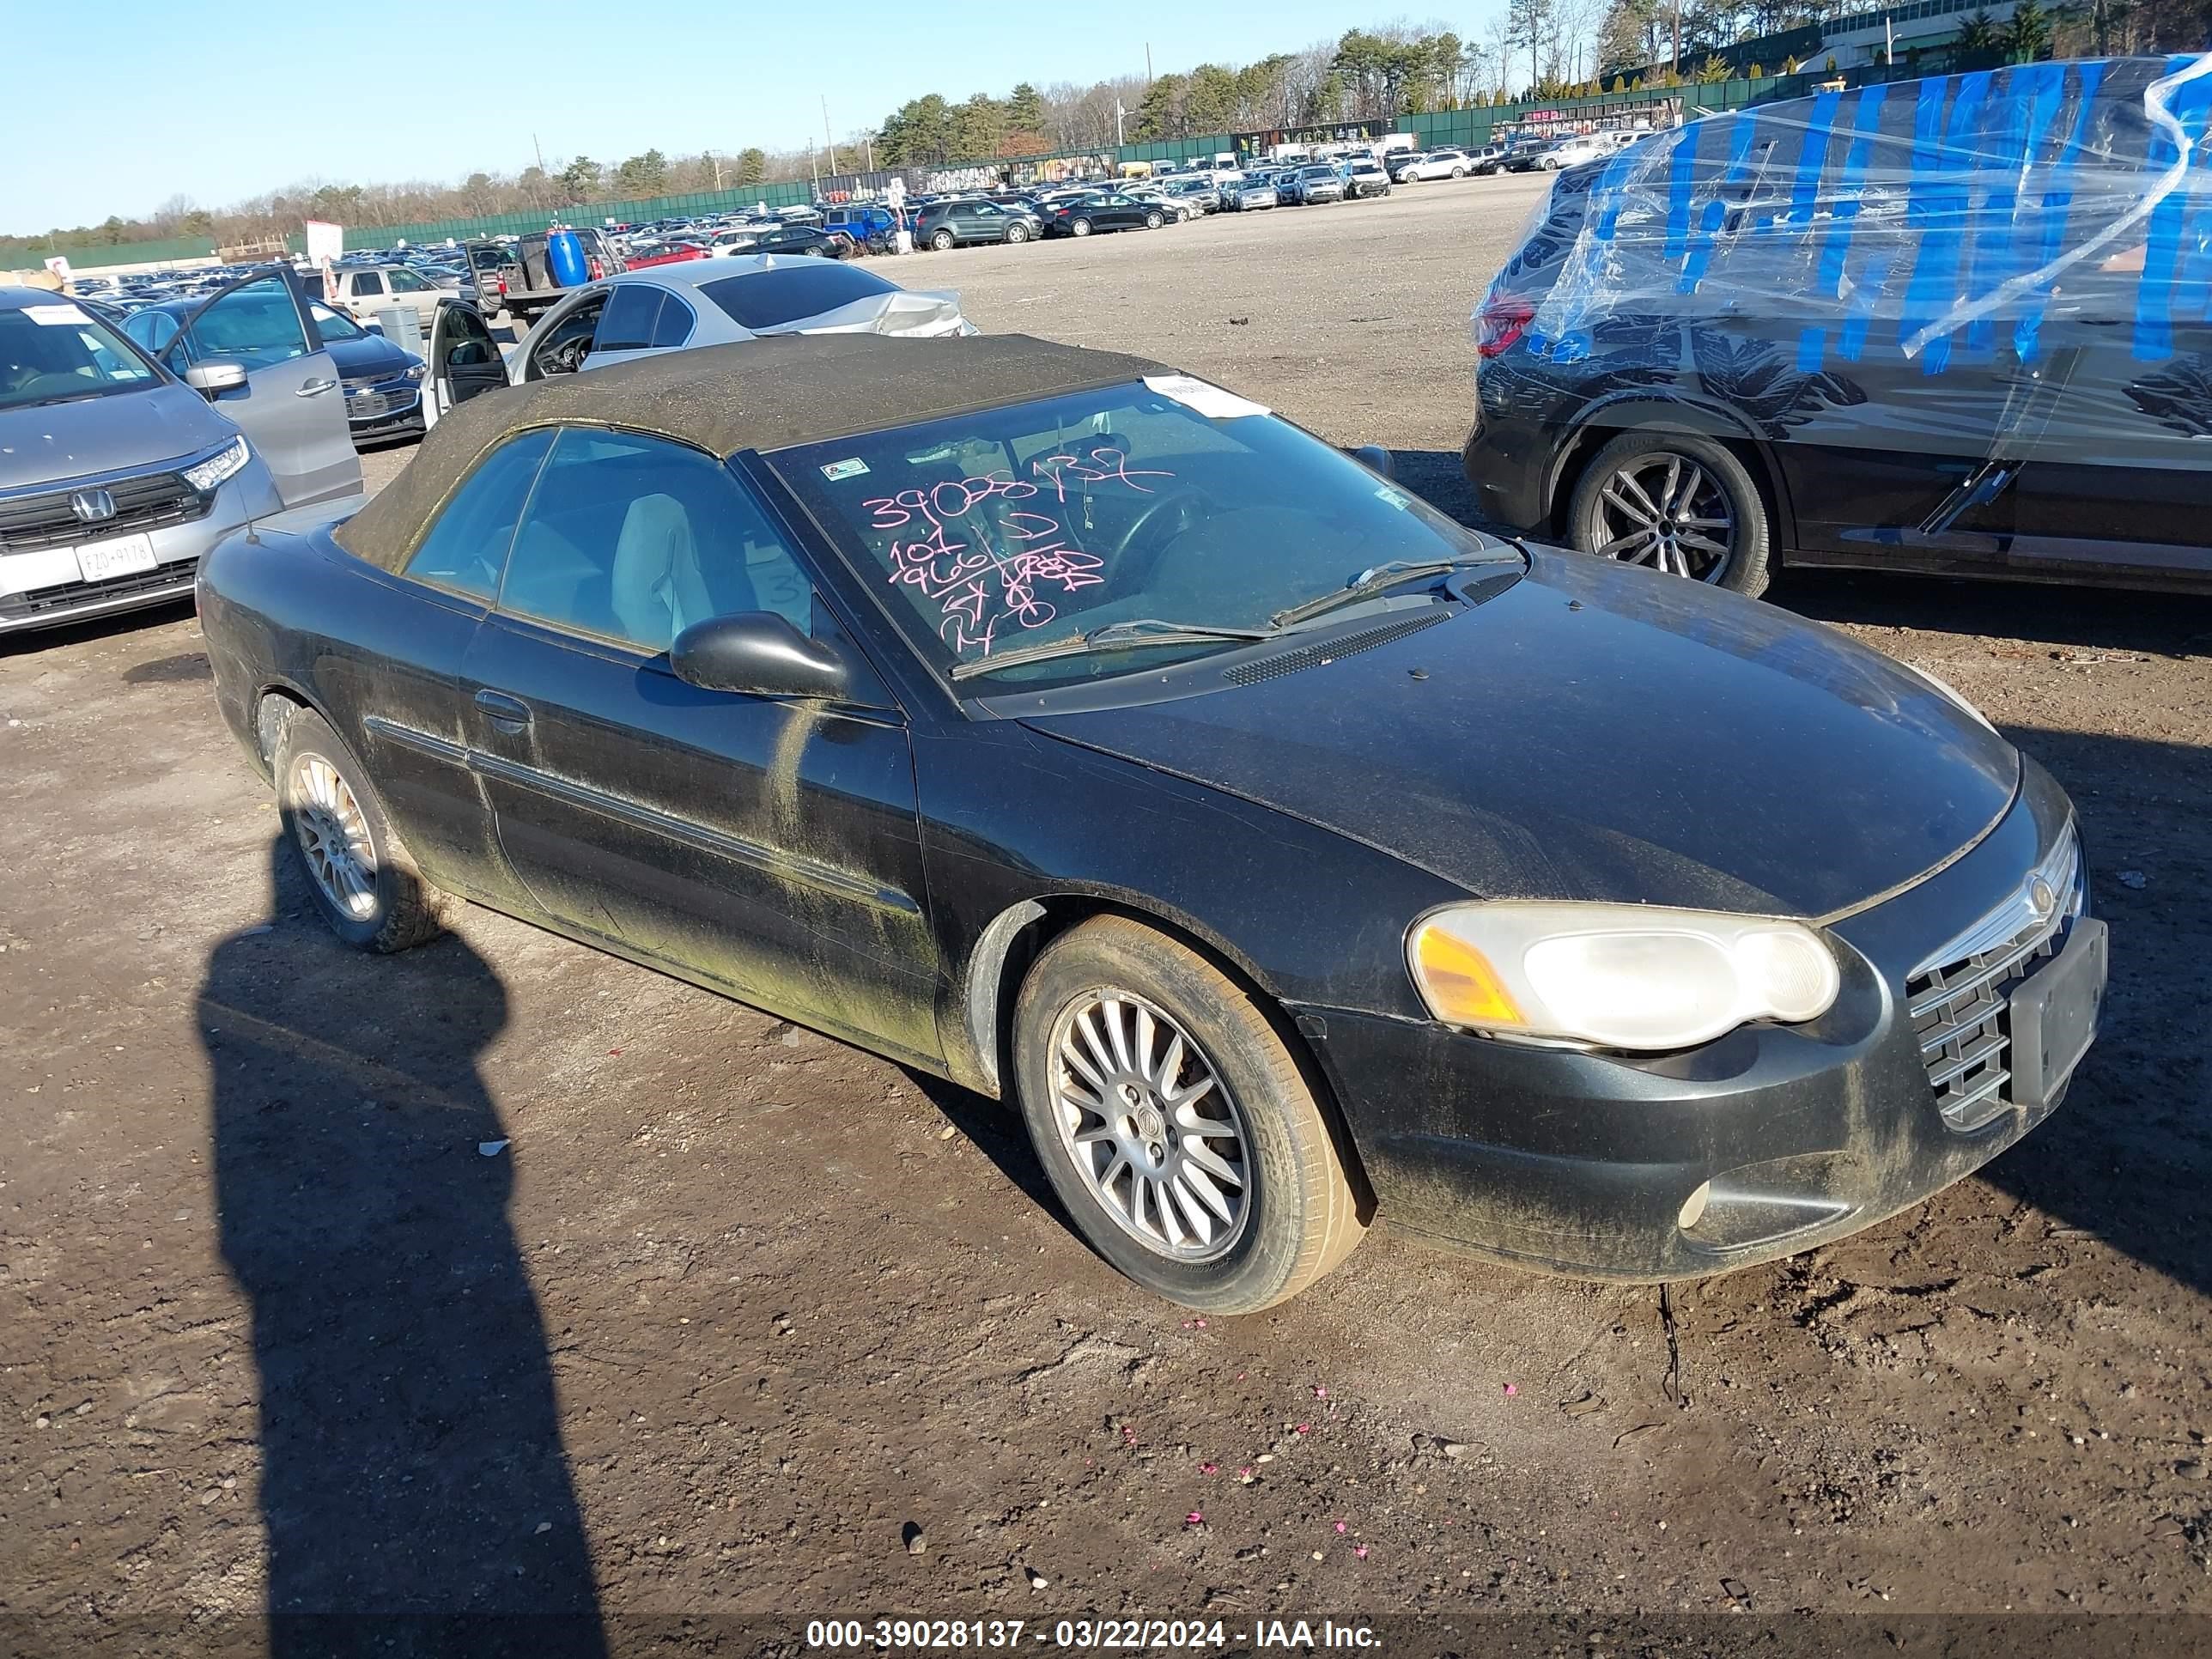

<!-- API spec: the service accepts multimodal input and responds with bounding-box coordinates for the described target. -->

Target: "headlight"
[182,434,251,493]
[1407,902,1841,1051]
[405,362,428,382]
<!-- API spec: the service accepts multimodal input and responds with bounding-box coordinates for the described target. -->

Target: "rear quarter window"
[696,264,896,331]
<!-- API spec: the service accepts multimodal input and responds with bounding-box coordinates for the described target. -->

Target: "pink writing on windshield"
[864,451,1174,659]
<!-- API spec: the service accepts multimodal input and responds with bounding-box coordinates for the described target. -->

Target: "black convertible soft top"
[337,332,1167,574]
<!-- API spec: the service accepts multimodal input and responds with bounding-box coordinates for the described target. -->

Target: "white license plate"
[75,532,159,584]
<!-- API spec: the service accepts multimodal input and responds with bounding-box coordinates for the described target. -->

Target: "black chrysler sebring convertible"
[198,335,2106,1312]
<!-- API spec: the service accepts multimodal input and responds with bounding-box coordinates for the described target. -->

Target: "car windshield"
[0,302,160,410]
[310,301,367,342]
[771,380,1520,690]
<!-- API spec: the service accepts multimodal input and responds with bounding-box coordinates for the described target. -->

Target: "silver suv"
[0,270,360,636]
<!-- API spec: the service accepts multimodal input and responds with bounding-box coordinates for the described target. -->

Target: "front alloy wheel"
[1049,991,1251,1261]
[1071,217,1093,237]
[1013,915,1368,1312]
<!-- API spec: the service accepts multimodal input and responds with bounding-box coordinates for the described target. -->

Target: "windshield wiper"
[1267,555,1505,629]
[948,617,1276,683]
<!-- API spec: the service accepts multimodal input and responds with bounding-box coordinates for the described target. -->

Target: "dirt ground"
[7,179,2212,1656]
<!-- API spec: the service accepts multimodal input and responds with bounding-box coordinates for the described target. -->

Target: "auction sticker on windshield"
[23,304,93,327]
[75,532,159,584]
[819,457,870,480]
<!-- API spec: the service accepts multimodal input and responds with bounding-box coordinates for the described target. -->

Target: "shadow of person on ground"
[201,837,605,1656]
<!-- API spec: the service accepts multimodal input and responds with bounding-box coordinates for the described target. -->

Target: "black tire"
[1012,915,1367,1313]
[270,704,455,953]
[930,228,956,252]
[1565,430,1772,598]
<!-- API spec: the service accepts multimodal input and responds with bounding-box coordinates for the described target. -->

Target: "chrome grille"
[0,468,208,554]
[1906,827,2085,1133]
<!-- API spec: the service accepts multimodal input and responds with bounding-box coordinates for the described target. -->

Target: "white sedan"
[1392,149,1475,183]
[510,255,973,383]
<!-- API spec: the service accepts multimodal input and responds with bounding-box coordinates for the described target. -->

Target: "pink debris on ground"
[1503,1382,1519,1396]
[1334,1521,1348,1534]
[1186,1511,1205,1527]
[1354,1544,1370,1559]
[1200,1462,1218,1474]
[1313,1385,1328,1399]
[1295,1423,1310,1434]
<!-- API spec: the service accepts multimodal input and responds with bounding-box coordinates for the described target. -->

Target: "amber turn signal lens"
[1410,923,1524,1028]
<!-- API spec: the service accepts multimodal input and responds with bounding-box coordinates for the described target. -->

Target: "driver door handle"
[296,376,338,397]
[474,689,532,732]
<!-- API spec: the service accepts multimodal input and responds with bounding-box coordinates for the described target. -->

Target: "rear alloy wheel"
[272,705,455,952]
[1006,222,1029,244]
[1450,166,1468,178]
[1013,915,1367,1312]
[1071,218,1093,237]
[1567,431,1771,597]
[930,228,956,252]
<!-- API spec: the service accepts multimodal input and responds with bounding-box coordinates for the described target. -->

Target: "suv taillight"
[1475,294,1535,360]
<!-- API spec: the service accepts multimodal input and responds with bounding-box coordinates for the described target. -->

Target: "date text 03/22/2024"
[804,1616,1382,1650]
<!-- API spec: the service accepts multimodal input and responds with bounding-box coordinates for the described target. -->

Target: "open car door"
[165,266,360,508]
[423,300,509,427]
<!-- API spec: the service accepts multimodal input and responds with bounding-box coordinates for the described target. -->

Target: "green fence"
[246,66,1905,256]
[15,234,220,271]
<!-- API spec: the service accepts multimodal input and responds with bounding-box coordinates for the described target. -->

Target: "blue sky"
[5,0,1430,234]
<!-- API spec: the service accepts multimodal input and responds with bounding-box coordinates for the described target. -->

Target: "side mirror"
[184,361,248,397]
[671,611,849,701]
[1352,443,1395,480]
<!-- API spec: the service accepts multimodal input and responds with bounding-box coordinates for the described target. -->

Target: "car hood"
[0,380,235,490]
[1022,550,2021,919]
[323,332,416,378]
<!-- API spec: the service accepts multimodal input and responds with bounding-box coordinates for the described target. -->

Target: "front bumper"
[0,459,283,636]
[1291,767,2101,1280]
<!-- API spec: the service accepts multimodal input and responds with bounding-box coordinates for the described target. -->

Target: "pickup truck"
[487,228,628,321]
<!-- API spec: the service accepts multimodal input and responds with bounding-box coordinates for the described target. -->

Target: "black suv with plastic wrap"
[1462,55,2212,599]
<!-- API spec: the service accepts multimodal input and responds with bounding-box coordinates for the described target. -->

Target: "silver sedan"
[510,255,973,384]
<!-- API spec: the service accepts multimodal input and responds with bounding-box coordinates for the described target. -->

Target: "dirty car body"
[196,336,2104,1291]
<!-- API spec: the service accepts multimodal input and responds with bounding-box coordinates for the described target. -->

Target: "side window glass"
[524,294,606,380]
[387,270,427,293]
[647,293,694,349]
[444,306,494,367]
[125,310,180,357]
[499,429,818,654]
[592,283,665,352]
[183,276,310,370]
[356,271,386,295]
[403,428,556,599]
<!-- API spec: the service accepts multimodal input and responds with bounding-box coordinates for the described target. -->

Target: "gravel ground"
[8,179,2212,1656]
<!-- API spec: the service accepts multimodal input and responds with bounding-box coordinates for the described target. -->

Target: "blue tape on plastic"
[1551,144,1653,356]
[1787,91,1842,228]
[1898,70,1993,373]
[2136,57,2212,362]
[2016,58,2110,362]
[1798,84,1890,371]
[1842,253,1893,362]
[1680,112,1764,294]
[1962,66,2040,358]
[1663,118,1701,264]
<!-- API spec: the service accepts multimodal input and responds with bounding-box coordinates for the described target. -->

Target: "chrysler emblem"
[69,487,117,524]
[2027,875,2057,921]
